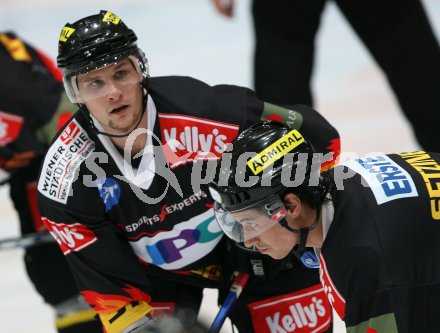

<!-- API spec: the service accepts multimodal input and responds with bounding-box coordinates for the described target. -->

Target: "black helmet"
[210,120,316,210]
[57,10,148,102]
[209,120,322,243]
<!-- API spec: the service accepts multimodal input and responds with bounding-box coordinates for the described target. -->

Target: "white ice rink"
[0,0,439,332]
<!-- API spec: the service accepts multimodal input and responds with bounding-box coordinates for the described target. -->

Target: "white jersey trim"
[91,97,157,190]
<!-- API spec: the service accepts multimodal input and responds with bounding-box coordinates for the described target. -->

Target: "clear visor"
[64,55,146,103]
[213,196,287,242]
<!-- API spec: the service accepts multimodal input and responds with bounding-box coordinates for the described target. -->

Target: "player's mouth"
[110,105,128,114]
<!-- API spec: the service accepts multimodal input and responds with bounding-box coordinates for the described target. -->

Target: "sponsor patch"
[158,113,239,168]
[247,129,304,175]
[0,111,24,146]
[319,253,345,320]
[42,217,97,255]
[60,121,81,144]
[248,284,332,333]
[125,190,207,232]
[130,209,223,270]
[96,177,121,212]
[301,251,320,269]
[343,154,417,204]
[38,119,95,204]
[398,151,440,220]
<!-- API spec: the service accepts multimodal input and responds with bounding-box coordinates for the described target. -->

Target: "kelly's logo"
[158,113,239,168]
[248,284,332,333]
[41,217,97,255]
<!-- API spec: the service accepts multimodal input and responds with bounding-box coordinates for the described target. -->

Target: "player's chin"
[267,248,290,260]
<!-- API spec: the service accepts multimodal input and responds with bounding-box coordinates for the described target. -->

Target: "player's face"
[232,209,298,259]
[76,58,144,135]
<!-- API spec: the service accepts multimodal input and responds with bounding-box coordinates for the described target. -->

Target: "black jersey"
[37,75,339,332]
[0,31,78,232]
[320,151,440,333]
[0,31,76,180]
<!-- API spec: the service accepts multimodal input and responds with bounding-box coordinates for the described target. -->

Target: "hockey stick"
[209,271,250,333]
[0,232,55,251]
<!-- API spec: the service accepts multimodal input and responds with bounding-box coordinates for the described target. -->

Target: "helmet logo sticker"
[271,209,287,221]
[102,11,121,25]
[59,26,75,42]
[247,129,305,175]
[264,200,286,221]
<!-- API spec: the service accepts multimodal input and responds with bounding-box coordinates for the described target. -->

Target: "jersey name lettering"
[399,151,440,219]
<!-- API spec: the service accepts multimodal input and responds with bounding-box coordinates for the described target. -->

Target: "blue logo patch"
[96,177,121,211]
[344,155,418,204]
[301,251,320,268]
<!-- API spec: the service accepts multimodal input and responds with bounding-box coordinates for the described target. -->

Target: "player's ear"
[283,193,302,219]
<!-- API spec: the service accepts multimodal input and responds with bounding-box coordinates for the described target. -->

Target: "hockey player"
[0,32,103,332]
[209,120,440,333]
[37,10,340,333]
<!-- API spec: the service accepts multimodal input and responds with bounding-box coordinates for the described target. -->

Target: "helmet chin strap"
[279,205,321,268]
